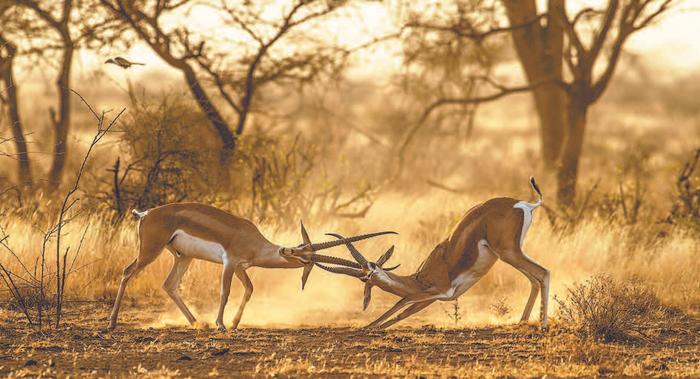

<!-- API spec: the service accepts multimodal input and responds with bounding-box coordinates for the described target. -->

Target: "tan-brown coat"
[308,179,549,330]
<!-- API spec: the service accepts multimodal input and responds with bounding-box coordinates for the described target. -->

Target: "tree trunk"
[182,65,235,162]
[531,85,568,167]
[557,103,587,205]
[48,42,73,188]
[502,0,567,169]
[0,36,32,186]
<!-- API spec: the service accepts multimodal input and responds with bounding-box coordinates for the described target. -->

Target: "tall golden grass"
[1,187,697,328]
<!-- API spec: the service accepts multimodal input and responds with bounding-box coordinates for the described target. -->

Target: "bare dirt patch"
[1,303,698,377]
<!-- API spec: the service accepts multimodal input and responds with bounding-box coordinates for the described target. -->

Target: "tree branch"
[405,13,547,41]
[398,79,543,158]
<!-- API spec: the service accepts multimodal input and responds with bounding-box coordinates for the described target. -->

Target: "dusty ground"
[1,302,699,378]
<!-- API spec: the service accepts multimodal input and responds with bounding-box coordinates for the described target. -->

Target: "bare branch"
[398,78,557,158]
[588,0,619,66]
[405,13,547,41]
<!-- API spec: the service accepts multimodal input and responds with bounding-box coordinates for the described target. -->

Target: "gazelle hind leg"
[539,266,550,326]
[109,259,138,329]
[162,252,196,325]
[108,256,155,329]
[518,270,540,322]
[109,231,168,330]
[499,250,550,328]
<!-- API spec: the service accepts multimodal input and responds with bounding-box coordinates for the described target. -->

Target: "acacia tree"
[15,0,75,188]
[399,0,674,205]
[99,0,351,162]
[503,0,674,205]
[3,0,122,188]
[0,3,37,187]
[1,1,125,189]
[0,32,32,186]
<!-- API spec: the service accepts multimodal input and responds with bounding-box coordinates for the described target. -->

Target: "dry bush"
[666,148,700,231]
[441,299,463,325]
[89,92,375,225]
[89,93,223,218]
[556,274,669,342]
[237,134,375,224]
[489,296,511,319]
[595,144,653,225]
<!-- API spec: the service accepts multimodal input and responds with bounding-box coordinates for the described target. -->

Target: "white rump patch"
[132,209,149,218]
[169,230,227,264]
[514,201,539,247]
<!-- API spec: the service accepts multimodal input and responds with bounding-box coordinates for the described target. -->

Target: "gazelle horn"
[363,283,373,311]
[308,231,397,251]
[377,246,394,266]
[315,263,364,278]
[310,253,362,269]
[300,221,313,290]
[326,233,368,266]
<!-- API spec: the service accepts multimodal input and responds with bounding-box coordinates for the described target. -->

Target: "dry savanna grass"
[1,182,700,376]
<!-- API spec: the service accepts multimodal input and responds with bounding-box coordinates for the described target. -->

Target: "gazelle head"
[312,233,401,310]
[278,223,397,289]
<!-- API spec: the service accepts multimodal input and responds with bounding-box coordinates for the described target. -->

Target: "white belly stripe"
[169,229,227,264]
[443,239,498,300]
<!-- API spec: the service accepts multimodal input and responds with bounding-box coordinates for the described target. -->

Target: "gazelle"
[108,202,394,331]
[301,178,549,329]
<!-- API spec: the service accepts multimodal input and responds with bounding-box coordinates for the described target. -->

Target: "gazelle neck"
[374,271,424,297]
[251,242,305,269]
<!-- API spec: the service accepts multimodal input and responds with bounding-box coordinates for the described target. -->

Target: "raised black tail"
[529,176,543,203]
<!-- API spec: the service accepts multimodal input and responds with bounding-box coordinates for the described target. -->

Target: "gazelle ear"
[300,221,311,245]
[363,283,373,311]
[377,246,394,266]
[301,263,313,290]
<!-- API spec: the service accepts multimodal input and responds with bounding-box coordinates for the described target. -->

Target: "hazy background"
[1,0,699,328]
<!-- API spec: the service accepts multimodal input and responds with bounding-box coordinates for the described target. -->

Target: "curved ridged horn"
[300,221,311,244]
[363,283,373,311]
[315,263,364,278]
[326,233,368,266]
[377,246,394,267]
[383,264,401,272]
[308,231,397,252]
[300,221,313,290]
[309,253,361,269]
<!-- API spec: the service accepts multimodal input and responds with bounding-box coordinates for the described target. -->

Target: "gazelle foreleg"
[216,261,235,331]
[162,252,196,325]
[231,268,253,329]
[366,297,409,329]
[366,291,440,329]
[377,300,435,330]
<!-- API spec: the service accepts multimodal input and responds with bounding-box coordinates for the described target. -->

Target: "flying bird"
[104,57,145,69]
